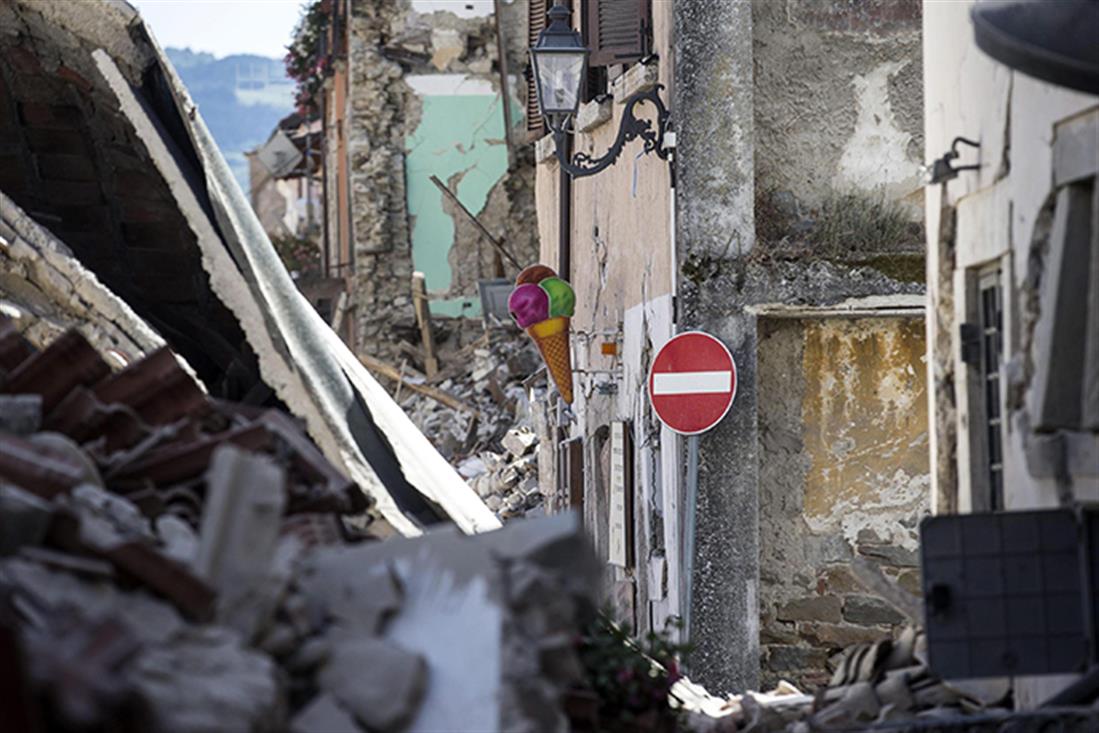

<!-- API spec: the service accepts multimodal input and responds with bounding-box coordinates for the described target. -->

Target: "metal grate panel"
[921,509,1090,679]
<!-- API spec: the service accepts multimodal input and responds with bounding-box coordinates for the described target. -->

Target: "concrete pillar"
[673,0,759,694]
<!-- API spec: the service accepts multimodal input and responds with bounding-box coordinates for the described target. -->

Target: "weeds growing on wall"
[754,187,925,282]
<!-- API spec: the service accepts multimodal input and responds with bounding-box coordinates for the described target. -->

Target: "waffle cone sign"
[509,265,576,404]
[527,316,573,403]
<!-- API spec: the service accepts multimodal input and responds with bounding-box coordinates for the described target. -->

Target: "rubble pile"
[399,329,548,520]
[679,626,1024,732]
[0,316,596,732]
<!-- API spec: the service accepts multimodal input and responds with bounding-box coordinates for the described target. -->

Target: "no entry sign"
[648,331,737,435]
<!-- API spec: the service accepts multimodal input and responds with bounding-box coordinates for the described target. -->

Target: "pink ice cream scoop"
[508,282,550,328]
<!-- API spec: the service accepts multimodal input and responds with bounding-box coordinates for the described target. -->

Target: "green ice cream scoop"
[539,277,575,318]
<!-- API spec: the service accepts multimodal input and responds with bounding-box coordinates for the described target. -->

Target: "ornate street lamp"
[530,2,671,178]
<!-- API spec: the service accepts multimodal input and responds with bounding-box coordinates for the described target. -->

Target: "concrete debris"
[401,330,548,522]
[127,627,282,733]
[0,483,51,555]
[0,394,42,434]
[298,512,599,733]
[0,318,596,732]
[319,637,428,732]
[290,693,361,733]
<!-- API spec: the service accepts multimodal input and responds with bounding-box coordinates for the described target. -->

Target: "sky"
[130,0,497,60]
[130,0,308,59]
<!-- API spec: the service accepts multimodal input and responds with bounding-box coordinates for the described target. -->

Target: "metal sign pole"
[683,433,700,659]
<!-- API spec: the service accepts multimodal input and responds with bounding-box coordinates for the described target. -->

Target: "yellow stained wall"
[802,318,929,540]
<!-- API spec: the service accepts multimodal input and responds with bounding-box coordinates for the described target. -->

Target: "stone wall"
[757,317,929,689]
[345,0,417,358]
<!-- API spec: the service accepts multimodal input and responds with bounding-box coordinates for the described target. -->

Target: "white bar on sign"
[652,371,731,395]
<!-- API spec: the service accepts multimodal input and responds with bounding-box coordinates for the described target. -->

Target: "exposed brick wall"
[0,3,265,400]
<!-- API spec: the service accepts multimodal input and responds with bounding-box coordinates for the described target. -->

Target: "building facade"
[923,0,1099,707]
[531,0,931,692]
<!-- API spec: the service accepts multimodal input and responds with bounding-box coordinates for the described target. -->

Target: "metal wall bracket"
[552,85,672,179]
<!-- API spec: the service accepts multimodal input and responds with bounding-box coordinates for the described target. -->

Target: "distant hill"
[165,47,295,192]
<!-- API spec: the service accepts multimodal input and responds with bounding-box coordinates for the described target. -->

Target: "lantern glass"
[533,49,586,117]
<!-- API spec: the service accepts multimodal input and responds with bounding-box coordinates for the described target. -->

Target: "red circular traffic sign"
[648,331,737,435]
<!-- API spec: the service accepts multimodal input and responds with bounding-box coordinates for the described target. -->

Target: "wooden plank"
[357,352,477,415]
[411,272,439,379]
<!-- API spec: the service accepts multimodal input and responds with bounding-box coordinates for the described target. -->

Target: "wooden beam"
[428,175,522,269]
[358,352,478,416]
[411,272,439,378]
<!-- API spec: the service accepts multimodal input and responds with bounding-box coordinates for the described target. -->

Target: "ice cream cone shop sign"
[509,264,575,403]
[648,332,737,435]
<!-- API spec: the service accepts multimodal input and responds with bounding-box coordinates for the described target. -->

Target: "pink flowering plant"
[574,612,690,730]
[285,1,329,115]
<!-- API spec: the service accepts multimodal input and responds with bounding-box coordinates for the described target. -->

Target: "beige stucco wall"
[535,1,675,319]
[923,1,1099,513]
[532,1,677,634]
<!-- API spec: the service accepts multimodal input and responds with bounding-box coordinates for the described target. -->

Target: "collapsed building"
[0,1,609,730]
[310,0,540,359]
[0,0,498,538]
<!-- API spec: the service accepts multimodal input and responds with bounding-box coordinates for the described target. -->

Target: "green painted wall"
[405,91,510,318]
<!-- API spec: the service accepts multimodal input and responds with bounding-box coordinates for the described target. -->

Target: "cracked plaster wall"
[758,317,929,689]
[753,0,924,228]
[923,4,1099,706]
[533,0,677,638]
[672,0,929,693]
[343,0,537,360]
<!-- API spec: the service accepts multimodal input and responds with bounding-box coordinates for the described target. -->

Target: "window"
[584,0,652,68]
[525,0,651,136]
[961,262,1005,511]
[1029,179,1098,431]
[978,266,1005,510]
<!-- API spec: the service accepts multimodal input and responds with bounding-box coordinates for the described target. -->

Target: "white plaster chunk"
[195,445,287,639]
[576,97,612,133]
[833,60,921,197]
[535,133,557,164]
[612,61,659,103]
[319,638,427,732]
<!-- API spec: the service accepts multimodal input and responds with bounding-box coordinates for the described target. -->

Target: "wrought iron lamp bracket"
[550,85,672,179]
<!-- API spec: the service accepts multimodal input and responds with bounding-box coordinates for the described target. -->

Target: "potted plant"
[567,613,689,733]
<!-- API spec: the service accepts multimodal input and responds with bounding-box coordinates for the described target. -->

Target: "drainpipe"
[558,135,571,280]
[556,136,572,434]
[320,95,331,277]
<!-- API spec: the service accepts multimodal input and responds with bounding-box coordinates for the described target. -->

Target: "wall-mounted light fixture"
[925,136,981,185]
[530,2,672,179]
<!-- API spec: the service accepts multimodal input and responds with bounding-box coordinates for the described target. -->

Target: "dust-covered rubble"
[397,328,550,521]
[0,316,596,732]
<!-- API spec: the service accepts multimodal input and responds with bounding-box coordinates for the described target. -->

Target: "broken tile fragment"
[0,482,51,555]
